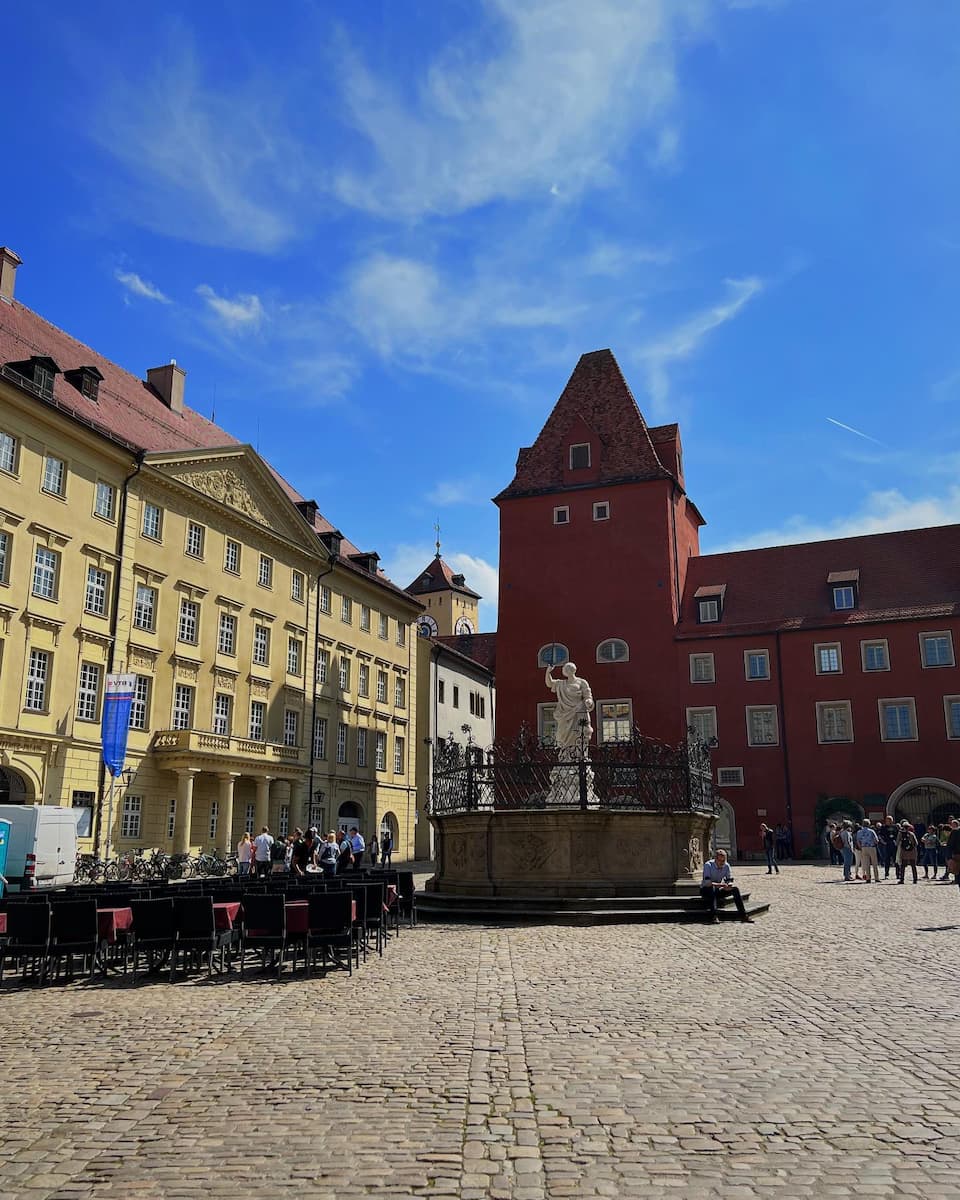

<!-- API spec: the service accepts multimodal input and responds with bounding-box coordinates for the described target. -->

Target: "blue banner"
[101,674,136,777]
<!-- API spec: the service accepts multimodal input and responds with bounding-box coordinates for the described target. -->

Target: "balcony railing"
[151,728,303,764]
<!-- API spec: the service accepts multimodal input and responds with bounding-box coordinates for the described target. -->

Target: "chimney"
[146,359,186,414]
[0,247,22,303]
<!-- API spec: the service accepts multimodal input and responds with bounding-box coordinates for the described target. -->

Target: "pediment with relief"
[170,466,270,523]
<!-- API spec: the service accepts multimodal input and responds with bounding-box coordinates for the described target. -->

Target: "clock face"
[418,615,439,638]
[455,617,475,636]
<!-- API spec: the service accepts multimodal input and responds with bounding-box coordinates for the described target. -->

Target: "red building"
[492,349,960,855]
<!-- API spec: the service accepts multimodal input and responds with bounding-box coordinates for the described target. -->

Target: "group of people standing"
[827,815,960,884]
[235,826,394,879]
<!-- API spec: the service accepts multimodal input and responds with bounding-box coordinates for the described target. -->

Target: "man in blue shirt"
[700,849,754,924]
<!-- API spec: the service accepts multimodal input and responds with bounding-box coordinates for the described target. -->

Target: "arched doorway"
[0,767,31,805]
[379,811,399,844]
[714,799,737,860]
[337,801,364,836]
[888,778,960,827]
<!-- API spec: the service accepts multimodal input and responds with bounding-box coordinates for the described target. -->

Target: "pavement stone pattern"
[1,865,960,1199]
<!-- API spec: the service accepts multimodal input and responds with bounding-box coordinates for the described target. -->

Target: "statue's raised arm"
[543,661,594,751]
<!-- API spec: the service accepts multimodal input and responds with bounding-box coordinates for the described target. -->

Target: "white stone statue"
[544,662,595,751]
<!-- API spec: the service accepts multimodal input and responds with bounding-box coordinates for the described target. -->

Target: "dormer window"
[64,366,104,403]
[569,443,591,470]
[694,584,726,624]
[827,570,859,611]
[8,356,60,399]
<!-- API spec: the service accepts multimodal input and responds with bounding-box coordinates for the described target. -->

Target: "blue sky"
[5,1,960,631]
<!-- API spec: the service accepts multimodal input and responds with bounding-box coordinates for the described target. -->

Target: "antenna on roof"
[211,381,217,424]
[434,519,441,559]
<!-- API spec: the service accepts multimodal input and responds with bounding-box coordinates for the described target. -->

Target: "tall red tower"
[494,349,703,747]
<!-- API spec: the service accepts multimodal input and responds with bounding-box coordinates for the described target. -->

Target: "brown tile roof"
[679,524,960,638]
[406,555,482,599]
[495,349,670,500]
[436,632,497,674]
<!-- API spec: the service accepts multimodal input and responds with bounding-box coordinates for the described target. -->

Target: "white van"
[0,804,80,892]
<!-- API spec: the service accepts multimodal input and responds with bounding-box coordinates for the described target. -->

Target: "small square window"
[690,653,715,683]
[554,506,569,525]
[744,650,770,681]
[569,443,591,470]
[833,585,856,610]
[697,598,720,624]
[717,767,744,787]
[593,501,610,521]
[861,640,889,672]
[815,643,842,674]
[920,633,954,668]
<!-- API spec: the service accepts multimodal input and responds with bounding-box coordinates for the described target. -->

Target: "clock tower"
[405,538,481,638]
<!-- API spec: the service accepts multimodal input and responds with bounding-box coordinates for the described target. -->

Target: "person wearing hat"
[895,821,919,884]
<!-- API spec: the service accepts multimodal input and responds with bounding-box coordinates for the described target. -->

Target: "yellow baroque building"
[0,248,421,860]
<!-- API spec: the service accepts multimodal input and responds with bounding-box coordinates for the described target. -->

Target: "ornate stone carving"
[129,650,157,671]
[250,680,269,699]
[544,662,595,749]
[680,836,703,877]
[214,672,236,692]
[175,660,199,682]
[177,468,269,524]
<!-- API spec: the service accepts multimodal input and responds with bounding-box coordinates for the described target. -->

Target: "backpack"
[830,832,844,851]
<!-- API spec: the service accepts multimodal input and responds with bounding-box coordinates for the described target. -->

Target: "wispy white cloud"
[114,269,171,303]
[636,276,764,417]
[426,480,486,507]
[335,0,705,218]
[382,542,499,629]
[825,417,884,445]
[196,284,265,331]
[711,486,960,553]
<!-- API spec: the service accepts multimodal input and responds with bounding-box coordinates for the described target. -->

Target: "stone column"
[217,772,240,854]
[173,769,200,855]
[288,780,307,834]
[254,775,274,833]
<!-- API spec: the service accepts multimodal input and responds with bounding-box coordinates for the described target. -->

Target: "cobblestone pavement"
[2,865,960,1199]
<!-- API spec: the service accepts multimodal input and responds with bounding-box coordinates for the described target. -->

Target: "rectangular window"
[358,662,370,697]
[880,699,917,741]
[395,677,406,708]
[360,604,371,631]
[375,731,387,771]
[173,683,194,730]
[72,792,94,838]
[218,612,237,655]
[178,598,199,644]
[599,700,632,743]
[168,799,178,840]
[833,585,856,610]
[744,650,770,681]
[283,709,299,747]
[921,633,955,668]
[553,506,570,525]
[84,566,109,617]
[320,585,331,614]
[213,693,232,736]
[815,643,842,674]
[249,700,266,741]
[278,805,289,837]
[378,612,388,639]
[717,767,744,787]
[291,570,305,603]
[287,637,302,676]
[686,706,717,744]
[244,802,255,833]
[186,521,205,558]
[252,625,270,667]
[32,546,59,599]
[142,502,163,540]
[593,501,610,521]
[313,715,327,759]
[945,697,960,740]
[746,705,779,746]
[336,722,348,764]
[438,679,446,704]
[76,662,102,722]
[0,530,9,584]
[697,598,720,623]
[394,735,405,774]
[25,649,50,711]
[121,795,142,840]
[569,443,591,469]
[396,622,406,648]
[339,655,351,691]
[0,431,18,474]
[816,701,853,744]
[538,702,557,744]
[258,554,273,588]
[134,584,157,632]
[95,481,116,520]
[317,647,329,685]
[453,685,460,709]
[377,670,388,704]
[209,800,219,841]
[224,539,241,573]
[129,675,151,730]
[861,640,889,672]
[469,692,476,716]
[690,653,716,683]
[341,596,352,624]
[357,727,368,767]
[42,455,65,496]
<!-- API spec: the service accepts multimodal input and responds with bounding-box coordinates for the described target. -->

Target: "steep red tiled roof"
[495,349,669,500]
[679,524,960,638]
[437,632,497,674]
[647,422,679,443]
[406,555,482,599]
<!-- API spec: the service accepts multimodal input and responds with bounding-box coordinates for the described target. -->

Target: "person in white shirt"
[237,831,253,876]
[253,826,274,878]
[349,826,365,871]
[700,850,754,924]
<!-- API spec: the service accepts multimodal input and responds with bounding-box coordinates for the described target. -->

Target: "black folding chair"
[358,881,386,957]
[306,892,354,976]
[240,894,287,977]
[397,872,417,928]
[170,897,234,979]
[49,901,99,981]
[0,901,51,984]
[130,899,176,975]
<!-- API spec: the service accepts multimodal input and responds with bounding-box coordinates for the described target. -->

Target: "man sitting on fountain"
[700,848,754,924]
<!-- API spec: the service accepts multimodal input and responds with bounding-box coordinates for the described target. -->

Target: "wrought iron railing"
[429,726,716,816]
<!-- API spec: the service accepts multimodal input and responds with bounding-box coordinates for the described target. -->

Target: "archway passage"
[713,799,737,860]
[0,768,31,805]
[337,801,364,835]
[379,811,399,844]
[891,781,960,827]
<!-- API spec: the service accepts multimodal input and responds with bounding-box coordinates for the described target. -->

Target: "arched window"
[596,638,629,664]
[537,643,569,668]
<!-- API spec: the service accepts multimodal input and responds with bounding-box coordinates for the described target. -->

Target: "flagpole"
[105,774,115,865]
